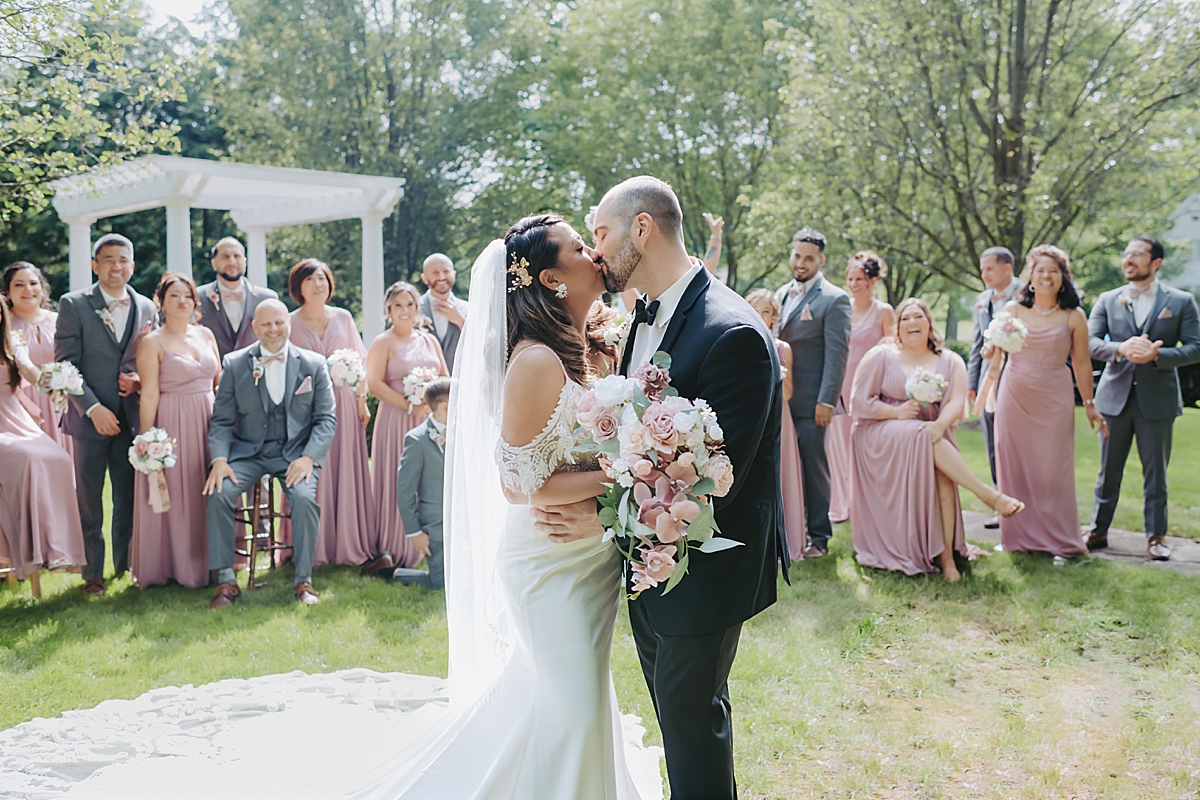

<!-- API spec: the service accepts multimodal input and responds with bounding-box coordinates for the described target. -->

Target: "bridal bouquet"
[327,349,366,390]
[973,311,1029,416]
[573,351,741,598]
[403,365,441,409]
[905,366,947,406]
[128,427,177,513]
[36,361,85,413]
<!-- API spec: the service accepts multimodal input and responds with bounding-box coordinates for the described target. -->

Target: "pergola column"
[165,199,193,280]
[246,227,268,287]
[67,217,94,291]
[361,213,387,344]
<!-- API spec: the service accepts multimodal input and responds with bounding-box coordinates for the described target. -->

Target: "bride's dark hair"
[504,214,617,384]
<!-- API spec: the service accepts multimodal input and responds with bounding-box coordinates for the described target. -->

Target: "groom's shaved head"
[600,176,684,243]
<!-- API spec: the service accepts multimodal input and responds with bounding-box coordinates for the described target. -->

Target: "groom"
[536,176,787,799]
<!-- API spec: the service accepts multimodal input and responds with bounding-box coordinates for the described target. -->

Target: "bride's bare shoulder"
[502,342,569,447]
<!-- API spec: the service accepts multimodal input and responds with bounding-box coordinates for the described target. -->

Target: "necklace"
[1032,303,1059,317]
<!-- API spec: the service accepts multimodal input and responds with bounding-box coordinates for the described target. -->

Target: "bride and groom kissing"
[350,175,787,800]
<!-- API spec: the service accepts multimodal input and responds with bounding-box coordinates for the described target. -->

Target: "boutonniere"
[604,314,633,359]
[429,423,445,452]
[251,356,264,386]
[1118,293,1133,311]
[95,307,116,334]
[210,289,221,310]
[974,298,988,310]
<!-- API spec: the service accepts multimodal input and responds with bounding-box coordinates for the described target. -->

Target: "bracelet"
[1083,398,1095,407]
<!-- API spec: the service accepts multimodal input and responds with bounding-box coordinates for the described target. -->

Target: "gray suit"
[205,342,337,584]
[197,279,279,360]
[419,291,463,374]
[1088,283,1200,539]
[966,277,1022,484]
[391,419,446,588]
[55,283,157,580]
[775,273,851,546]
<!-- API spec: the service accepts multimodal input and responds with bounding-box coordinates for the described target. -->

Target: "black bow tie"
[634,297,661,327]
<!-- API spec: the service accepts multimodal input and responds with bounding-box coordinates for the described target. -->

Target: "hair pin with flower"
[507,254,533,292]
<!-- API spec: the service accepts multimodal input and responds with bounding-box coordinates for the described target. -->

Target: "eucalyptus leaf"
[651,351,672,370]
[696,536,744,554]
[661,550,689,595]
[691,477,715,496]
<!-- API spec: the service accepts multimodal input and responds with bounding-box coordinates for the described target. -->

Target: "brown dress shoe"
[1148,536,1172,561]
[294,582,320,605]
[81,578,106,596]
[209,582,241,609]
[1083,531,1108,551]
[359,552,395,577]
[802,542,828,558]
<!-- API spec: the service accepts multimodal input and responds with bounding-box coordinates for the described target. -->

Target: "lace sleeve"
[494,435,564,499]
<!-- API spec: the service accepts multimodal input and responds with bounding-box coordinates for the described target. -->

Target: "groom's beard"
[602,237,641,293]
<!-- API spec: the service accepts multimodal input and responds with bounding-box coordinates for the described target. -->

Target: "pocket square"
[799,305,814,322]
[1158,307,1174,320]
[295,375,313,395]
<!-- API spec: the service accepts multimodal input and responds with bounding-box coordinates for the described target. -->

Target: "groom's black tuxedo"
[622,267,787,799]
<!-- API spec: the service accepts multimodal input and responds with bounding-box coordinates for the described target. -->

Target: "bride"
[345,214,648,798]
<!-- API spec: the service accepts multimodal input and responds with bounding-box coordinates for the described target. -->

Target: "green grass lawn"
[956,407,1200,539]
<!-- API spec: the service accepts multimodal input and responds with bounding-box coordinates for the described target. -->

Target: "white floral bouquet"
[573,352,741,598]
[128,427,177,513]
[984,311,1028,353]
[905,365,948,406]
[327,348,366,390]
[403,365,440,409]
[36,361,85,413]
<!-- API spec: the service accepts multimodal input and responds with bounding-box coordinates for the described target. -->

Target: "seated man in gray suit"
[775,228,851,557]
[197,237,279,360]
[1085,237,1200,561]
[203,300,337,607]
[419,254,467,373]
[381,377,451,588]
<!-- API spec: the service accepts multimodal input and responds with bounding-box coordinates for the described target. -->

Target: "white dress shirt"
[98,286,131,343]
[630,262,701,368]
[219,279,247,333]
[260,344,287,405]
[1130,278,1161,328]
[781,272,821,323]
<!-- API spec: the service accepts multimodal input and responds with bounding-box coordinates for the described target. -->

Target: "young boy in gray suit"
[382,377,451,588]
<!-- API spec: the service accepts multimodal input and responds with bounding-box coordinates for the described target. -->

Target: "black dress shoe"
[802,542,828,558]
[983,513,1000,530]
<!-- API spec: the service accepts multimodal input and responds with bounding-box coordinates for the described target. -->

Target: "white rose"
[621,402,639,426]
[592,375,635,408]
[49,372,67,390]
[673,411,695,433]
[707,423,724,441]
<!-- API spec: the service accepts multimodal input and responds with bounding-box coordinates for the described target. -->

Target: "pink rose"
[632,363,671,401]
[576,391,600,427]
[619,422,654,458]
[702,453,735,497]
[592,410,619,442]
[641,403,679,454]
[148,442,169,460]
[631,458,655,478]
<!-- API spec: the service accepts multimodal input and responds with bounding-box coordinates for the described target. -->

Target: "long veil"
[443,238,514,701]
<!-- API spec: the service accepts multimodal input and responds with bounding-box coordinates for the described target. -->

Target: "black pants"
[1091,391,1174,538]
[630,600,743,799]
[74,429,136,580]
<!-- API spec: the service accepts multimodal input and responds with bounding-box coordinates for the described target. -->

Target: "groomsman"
[966,246,1023,529]
[775,228,851,557]
[1085,237,1200,560]
[197,237,279,359]
[418,253,468,373]
[55,233,157,595]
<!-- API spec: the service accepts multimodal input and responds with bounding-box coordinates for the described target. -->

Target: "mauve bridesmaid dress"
[290,309,378,566]
[10,312,73,457]
[994,322,1085,557]
[827,301,885,522]
[372,330,442,566]
[777,340,806,560]
[131,347,217,588]
[0,350,85,578]
[850,346,968,574]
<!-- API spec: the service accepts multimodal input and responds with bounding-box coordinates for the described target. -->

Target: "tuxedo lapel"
[1143,286,1170,335]
[251,343,271,413]
[782,275,822,328]
[207,286,236,345]
[88,285,123,349]
[659,269,710,356]
[283,345,301,410]
[619,328,635,376]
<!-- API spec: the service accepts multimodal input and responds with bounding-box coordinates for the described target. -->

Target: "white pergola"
[1168,194,1200,292]
[50,155,405,341]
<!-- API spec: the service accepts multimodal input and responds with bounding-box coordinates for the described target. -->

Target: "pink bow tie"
[220,290,244,303]
[107,297,130,310]
[1127,284,1154,298]
[788,284,803,298]
[260,351,286,366]
[990,290,1005,303]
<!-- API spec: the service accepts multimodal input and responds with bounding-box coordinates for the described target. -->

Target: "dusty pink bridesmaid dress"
[777,340,806,560]
[827,301,885,522]
[994,322,1085,557]
[10,312,73,457]
[0,356,85,577]
[850,346,968,574]
[290,309,377,566]
[131,348,217,588]
[372,331,441,566]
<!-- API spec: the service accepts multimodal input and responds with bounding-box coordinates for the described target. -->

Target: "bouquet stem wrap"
[149,470,171,514]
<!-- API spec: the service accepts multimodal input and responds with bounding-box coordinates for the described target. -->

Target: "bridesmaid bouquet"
[36,361,85,413]
[573,351,741,598]
[905,366,948,406]
[973,311,1029,416]
[327,349,366,390]
[128,427,178,514]
[403,365,441,409]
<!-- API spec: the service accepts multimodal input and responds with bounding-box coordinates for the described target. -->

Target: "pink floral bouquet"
[403,365,440,409]
[128,427,178,513]
[36,361,85,413]
[574,351,741,598]
[973,311,1028,416]
[904,365,948,406]
[327,348,366,390]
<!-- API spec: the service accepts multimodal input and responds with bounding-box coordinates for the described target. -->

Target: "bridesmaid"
[131,273,219,588]
[850,298,1023,581]
[993,245,1105,557]
[0,300,85,584]
[827,251,894,522]
[746,289,806,560]
[2,262,73,455]
[288,258,378,567]
[368,281,448,567]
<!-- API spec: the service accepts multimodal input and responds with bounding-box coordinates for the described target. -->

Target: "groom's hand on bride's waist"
[531,499,603,543]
